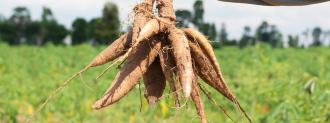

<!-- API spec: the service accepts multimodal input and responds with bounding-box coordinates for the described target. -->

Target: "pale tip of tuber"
[183,85,192,98]
[92,101,104,110]
[148,100,156,107]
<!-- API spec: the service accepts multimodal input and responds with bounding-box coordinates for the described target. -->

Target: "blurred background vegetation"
[0,0,329,48]
[0,0,329,123]
[0,43,329,123]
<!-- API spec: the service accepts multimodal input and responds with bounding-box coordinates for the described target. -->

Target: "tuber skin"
[191,76,207,123]
[93,39,161,109]
[89,33,131,67]
[159,41,181,108]
[143,58,166,106]
[168,27,194,98]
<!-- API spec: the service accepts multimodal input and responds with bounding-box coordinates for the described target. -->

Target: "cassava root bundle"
[29,0,251,123]
[90,0,251,122]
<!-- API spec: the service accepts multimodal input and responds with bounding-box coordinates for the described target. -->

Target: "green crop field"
[0,43,329,123]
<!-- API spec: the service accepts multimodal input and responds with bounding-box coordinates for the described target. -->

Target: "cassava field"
[0,43,329,123]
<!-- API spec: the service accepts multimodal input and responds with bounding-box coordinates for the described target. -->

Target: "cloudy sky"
[0,0,329,39]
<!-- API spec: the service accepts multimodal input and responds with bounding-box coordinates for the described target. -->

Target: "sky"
[0,0,329,39]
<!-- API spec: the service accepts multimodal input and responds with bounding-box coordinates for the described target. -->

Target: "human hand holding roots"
[30,0,251,123]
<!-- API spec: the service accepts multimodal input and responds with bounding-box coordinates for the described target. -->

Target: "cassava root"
[159,41,181,108]
[143,57,166,106]
[31,0,251,123]
[93,39,161,109]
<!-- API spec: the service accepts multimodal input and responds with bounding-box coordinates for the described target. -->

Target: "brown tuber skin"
[143,58,166,106]
[89,33,132,67]
[93,40,161,109]
[191,76,207,123]
[188,41,251,123]
[188,41,236,102]
[131,0,155,44]
[168,28,194,98]
[159,42,181,108]
[183,28,225,83]
[136,19,161,43]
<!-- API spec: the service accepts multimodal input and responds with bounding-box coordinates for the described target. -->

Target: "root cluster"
[32,0,251,123]
[89,0,251,123]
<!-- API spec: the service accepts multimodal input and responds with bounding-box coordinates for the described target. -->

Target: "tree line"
[0,0,329,48]
[0,2,120,46]
[175,0,330,48]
